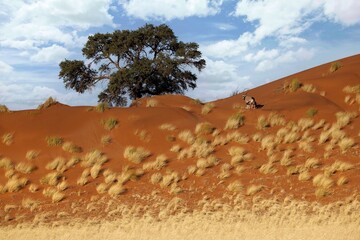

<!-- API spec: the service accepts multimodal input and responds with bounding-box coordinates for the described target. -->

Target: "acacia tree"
[59,24,206,106]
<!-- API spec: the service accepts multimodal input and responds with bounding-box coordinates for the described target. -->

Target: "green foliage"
[306,108,318,117]
[59,24,206,106]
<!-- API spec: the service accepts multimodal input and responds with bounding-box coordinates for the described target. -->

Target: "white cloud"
[187,57,253,101]
[244,48,279,62]
[0,0,115,50]
[255,48,315,72]
[322,0,360,26]
[119,0,223,20]
[214,23,237,31]
[30,45,70,64]
[0,61,13,74]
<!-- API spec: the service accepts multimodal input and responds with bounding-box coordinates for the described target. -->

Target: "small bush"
[123,146,151,164]
[178,130,195,144]
[306,108,318,117]
[2,133,13,146]
[159,123,176,131]
[46,136,64,146]
[224,112,245,130]
[25,150,39,160]
[37,97,58,109]
[201,103,215,115]
[227,180,243,192]
[195,122,215,135]
[313,174,334,189]
[82,150,108,167]
[62,141,82,153]
[256,115,270,129]
[246,185,263,196]
[101,135,112,145]
[101,118,118,130]
[52,191,65,203]
[95,102,109,112]
[302,84,316,93]
[284,78,302,92]
[0,104,10,112]
[329,62,342,73]
[15,162,37,174]
[146,99,158,107]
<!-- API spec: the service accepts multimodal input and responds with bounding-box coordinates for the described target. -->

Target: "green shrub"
[306,108,318,117]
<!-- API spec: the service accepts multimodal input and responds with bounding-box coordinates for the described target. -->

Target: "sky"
[1,0,360,110]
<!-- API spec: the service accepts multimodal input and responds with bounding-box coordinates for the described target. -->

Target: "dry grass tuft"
[77,176,89,186]
[224,112,245,130]
[305,158,320,169]
[25,150,40,160]
[134,129,151,142]
[57,181,68,191]
[0,104,10,112]
[28,184,39,193]
[95,102,109,112]
[159,123,176,131]
[2,133,13,146]
[0,157,14,170]
[298,118,314,131]
[170,144,182,153]
[302,84,317,93]
[101,118,119,130]
[329,61,342,73]
[335,111,357,129]
[15,162,37,174]
[90,164,102,179]
[256,115,270,129]
[124,146,151,164]
[178,130,195,145]
[3,177,28,193]
[146,99,158,107]
[260,135,277,151]
[196,155,219,169]
[201,103,215,115]
[143,154,168,170]
[22,198,39,211]
[101,135,112,145]
[40,172,63,186]
[37,97,58,109]
[338,137,355,152]
[246,185,263,196]
[284,78,302,92]
[259,162,277,174]
[96,183,109,194]
[62,141,82,153]
[46,136,64,146]
[195,122,215,135]
[313,174,334,189]
[46,157,66,172]
[150,172,163,184]
[108,183,126,197]
[82,150,108,167]
[227,180,243,192]
[298,171,312,181]
[52,191,65,203]
[306,108,318,117]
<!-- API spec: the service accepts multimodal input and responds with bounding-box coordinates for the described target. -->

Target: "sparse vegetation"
[302,84,316,93]
[95,102,109,112]
[46,136,64,146]
[0,104,10,112]
[15,162,37,174]
[62,141,82,153]
[101,118,119,130]
[306,108,318,117]
[37,97,58,109]
[224,112,245,129]
[101,135,112,145]
[123,146,151,164]
[25,150,40,160]
[284,78,302,92]
[201,103,215,115]
[2,133,13,146]
[159,123,176,131]
[329,62,342,73]
[146,99,158,107]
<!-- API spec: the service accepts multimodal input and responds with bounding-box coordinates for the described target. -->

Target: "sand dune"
[1,54,360,239]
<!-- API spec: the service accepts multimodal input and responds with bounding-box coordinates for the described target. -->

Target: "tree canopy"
[59,24,206,106]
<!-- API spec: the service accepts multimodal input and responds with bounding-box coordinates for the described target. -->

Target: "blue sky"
[1,0,360,110]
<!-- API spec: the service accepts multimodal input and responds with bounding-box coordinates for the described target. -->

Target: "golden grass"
[46,157,66,172]
[108,183,126,197]
[256,115,270,129]
[57,181,68,191]
[96,183,109,194]
[101,135,112,145]
[52,191,65,203]
[77,176,89,186]
[25,150,39,160]
[195,122,215,135]
[143,154,168,171]
[101,118,119,130]
[178,130,195,145]
[3,177,28,193]
[298,118,314,131]
[284,78,302,92]
[2,133,13,146]
[329,61,342,73]
[337,176,349,186]
[62,141,82,153]
[335,111,357,129]
[123,146,151,164]
[134,129,151,142]
[46,136,64,146]
[28,183,39,193]
[298,171,312,181]
[343,85,360,93]
[95,102,109,112]
[0,104,10,112]
[150,172,163,184]
[246,185,263,196]
[302,84,317,93]
[224,112,245,129]
[305,158,320,169]
[170,144,182,153]
[0,157,14,170]
[201,103,215,115]
[159,123,176,131]
[338,137,355,152]
[259,162,277,174]
[227,180,243,192]
[37,97,58,109]
[15,162,37,174]
[21,198,39,211]
[313,174,334,189]
[90,164,102,179]
[82,150,108,167]
[146,99,158,107]
[40,172,63,186]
